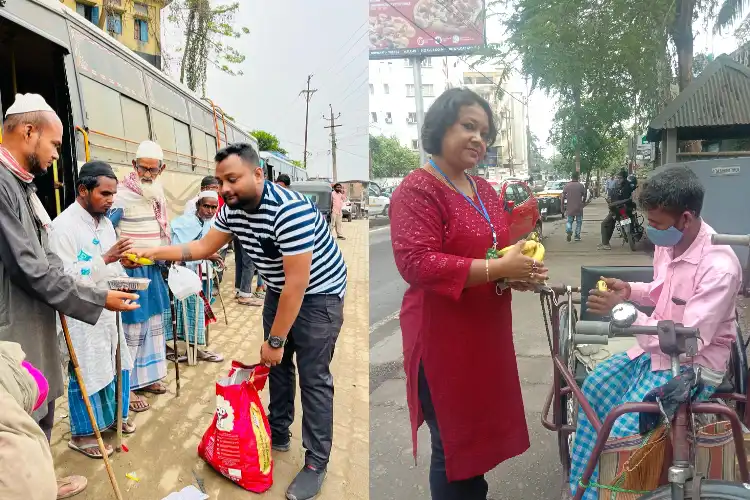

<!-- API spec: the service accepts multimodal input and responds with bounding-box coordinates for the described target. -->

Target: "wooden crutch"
[115,311,123,452]
[58,313,123,500]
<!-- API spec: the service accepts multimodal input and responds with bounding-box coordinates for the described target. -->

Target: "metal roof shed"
[646,55,750,164]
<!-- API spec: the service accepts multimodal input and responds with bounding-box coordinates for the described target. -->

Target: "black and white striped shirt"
[214,181,347,296]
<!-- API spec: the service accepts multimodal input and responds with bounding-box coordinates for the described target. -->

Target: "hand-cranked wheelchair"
[536,233,750,499]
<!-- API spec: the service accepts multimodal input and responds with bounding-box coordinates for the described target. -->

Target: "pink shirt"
[331,191,346,214]
[628,221,742,371]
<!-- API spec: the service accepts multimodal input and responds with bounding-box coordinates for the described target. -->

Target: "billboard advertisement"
[369,0,486,60]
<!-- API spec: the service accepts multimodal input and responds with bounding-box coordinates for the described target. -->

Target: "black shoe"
[272,432,291,452]
[566,232,572,242]
[286,465,327,500]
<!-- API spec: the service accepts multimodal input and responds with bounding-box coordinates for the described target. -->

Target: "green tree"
[168,0,249,95]
[290,159,303,168]
[369,135,420,178]
[250,130,289,156]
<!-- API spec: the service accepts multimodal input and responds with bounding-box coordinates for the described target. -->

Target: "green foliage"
[250,130,289,156]
[169,0,249,95]
[290,159,303,168]
[369,135,420,178]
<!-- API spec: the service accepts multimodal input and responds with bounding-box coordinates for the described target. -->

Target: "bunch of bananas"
[487,238,545,261]
[125,253,154,266]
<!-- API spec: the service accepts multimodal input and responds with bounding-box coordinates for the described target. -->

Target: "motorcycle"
[608,199,644,251]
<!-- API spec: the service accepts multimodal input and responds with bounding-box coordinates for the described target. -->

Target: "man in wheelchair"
[569,166,743,499]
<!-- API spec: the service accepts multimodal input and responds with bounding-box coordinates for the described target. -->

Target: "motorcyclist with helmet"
[598,169,634,250]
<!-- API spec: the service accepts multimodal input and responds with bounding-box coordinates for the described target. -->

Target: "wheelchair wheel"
[637,479,750,499]
[557,302,580,475]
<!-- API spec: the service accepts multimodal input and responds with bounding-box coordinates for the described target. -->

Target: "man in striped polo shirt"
[130,143,346,500]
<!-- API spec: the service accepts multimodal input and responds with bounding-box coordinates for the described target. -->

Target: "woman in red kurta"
[390,88,548,499]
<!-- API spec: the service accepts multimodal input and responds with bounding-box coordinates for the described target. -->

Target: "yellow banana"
[597,280,608,292]
[126,253,154,266]
[531,243,545,262]
[498,240,537,257]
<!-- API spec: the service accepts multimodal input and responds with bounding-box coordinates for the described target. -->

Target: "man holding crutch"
[0,94,138,498]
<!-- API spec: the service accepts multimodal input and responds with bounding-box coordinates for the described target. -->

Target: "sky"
[162,1,370,181]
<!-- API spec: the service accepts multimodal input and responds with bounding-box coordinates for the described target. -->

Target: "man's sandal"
[57,475,87,499]
[67,441,113,459]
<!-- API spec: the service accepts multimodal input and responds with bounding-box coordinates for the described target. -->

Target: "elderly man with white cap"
[107,140,172,412]
[165,190,224,363]
[0,95,139,498]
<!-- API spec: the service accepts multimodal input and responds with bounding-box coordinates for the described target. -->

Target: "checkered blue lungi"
[68,365,130,437]
[124,314,168,391]
[569,353,718,499]
[164,295,206,346]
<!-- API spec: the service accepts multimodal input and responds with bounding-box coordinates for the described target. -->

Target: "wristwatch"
[267,336,287,349]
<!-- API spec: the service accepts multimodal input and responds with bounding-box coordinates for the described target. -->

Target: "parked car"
[292,181,333,224]
[536,179,569,221]
[368,182,390,217]
[342,200,353,221]
[495,179,544,242]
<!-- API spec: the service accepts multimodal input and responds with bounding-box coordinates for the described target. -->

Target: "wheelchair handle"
[712,233,750,246]
[573,334,610,345]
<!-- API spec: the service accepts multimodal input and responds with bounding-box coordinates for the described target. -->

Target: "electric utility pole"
[323,104,342,182]
[299,74,317,170]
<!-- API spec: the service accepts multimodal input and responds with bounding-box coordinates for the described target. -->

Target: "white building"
[368,57,466,151]
[369,58,529,182]
[462,69,529,181]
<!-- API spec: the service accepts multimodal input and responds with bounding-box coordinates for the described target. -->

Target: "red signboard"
[369,0,486,60]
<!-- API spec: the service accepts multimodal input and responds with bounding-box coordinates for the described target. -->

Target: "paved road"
[369,198,651,500]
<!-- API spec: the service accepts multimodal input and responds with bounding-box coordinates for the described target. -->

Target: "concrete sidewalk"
[51,220,369,499]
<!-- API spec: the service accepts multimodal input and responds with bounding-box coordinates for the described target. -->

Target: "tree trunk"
[672,0,702,153]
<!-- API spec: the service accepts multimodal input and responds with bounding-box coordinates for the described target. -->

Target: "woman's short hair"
[421,88,497,156]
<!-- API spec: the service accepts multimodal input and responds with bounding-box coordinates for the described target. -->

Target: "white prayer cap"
[198,190,219,201]
[135,140,164,161]
[5,93,55,117]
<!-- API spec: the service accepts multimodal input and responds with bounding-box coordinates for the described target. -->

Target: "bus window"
[152,110,177,170]
[146,74,189,123]
[191,126,208,170]
[206,133,217,162]
[121,96,150,164]
[79,76,127,168]
[174,120,192,171]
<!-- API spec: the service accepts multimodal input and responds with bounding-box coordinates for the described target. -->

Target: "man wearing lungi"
[130,143,347,500]
[49,161,137,458]
[107,140,172,412]
[0,93,138,498]
[570,166,743,499]
[166,190,224,363]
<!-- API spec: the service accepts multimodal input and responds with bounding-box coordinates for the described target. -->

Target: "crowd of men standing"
[0,93,347,500]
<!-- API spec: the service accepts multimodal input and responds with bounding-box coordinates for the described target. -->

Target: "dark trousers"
[262,290,343,469]
[233,237,254,294]
[37,400,55,442]
[419,364,488,500]
[601,207,634,245]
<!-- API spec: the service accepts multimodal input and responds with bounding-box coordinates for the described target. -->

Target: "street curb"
[369,217,390,229]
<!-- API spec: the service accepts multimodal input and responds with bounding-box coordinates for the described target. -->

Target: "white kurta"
[48,201,134,394]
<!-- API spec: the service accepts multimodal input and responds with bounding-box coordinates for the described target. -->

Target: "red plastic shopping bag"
[198,361,274,492]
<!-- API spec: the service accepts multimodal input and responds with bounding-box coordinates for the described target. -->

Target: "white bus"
[260,151,308,184]
[0,0,258,219]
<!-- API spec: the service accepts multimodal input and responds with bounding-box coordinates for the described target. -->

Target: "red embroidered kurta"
[391,168,530,481]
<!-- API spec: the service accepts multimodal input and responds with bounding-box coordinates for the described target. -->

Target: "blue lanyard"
[429,159,497,248]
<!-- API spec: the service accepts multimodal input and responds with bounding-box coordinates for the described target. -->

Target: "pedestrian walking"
[390,88,548,500]
[130,142,347,500]
[562,171,586,242]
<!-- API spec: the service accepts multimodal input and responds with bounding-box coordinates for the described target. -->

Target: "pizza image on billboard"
[369,0,486,59]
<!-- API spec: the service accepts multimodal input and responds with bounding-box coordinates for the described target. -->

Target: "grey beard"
[140,180,164,201]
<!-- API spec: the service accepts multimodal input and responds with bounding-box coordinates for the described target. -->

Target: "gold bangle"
[485,258,490,283]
